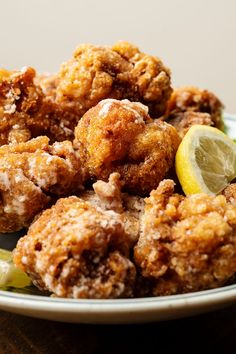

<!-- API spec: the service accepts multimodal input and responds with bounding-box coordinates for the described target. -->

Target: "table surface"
[0,305,235,354]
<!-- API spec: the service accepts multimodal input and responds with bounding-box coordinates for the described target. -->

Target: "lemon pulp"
[175,125,236,195]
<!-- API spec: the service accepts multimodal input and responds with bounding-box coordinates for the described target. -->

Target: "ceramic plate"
[0,114,235,324]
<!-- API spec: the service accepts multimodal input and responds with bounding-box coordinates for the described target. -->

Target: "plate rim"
[0,284,236,310]
[224,112,236,120]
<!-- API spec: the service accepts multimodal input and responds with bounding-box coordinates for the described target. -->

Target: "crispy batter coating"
[165,86,224,135]
[56,41,172,118]
[166,111,213,139]
[0,41,172,145]
[81,173,144,245]
[222,183,236,204]
[35,72,83,141]
[35,73,58,100]
[0,67,80,145]
[0,136,84,233]
[134,179,236,295]
[74,99,180,196]
[0,67,42,145]
[13,196,136,299]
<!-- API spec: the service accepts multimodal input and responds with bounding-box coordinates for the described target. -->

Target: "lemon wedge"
[175,125,236,195]
[0,248,31,289]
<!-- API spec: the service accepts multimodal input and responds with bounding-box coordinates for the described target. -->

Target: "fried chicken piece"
[222,183,236,204]
[13,196,136,299]
[0,67,42,145]
[166,111,213,139]
[0,136,84,233]
[35,73,58,100]
[134,179,236,295]
[35,72,83,141]
[92,172,124,212]
[34,41,172,140]
[56,41,172,118]
[3,41,171,145]
[0,67,80,145]
[74,99,180,196]
[165,86,224,136]
[81,173,144,245]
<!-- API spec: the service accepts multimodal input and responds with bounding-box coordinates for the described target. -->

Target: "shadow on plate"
[0,230,26,251]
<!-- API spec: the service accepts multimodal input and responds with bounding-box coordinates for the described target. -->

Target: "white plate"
[0,285,236,323]
[0,113,235,324]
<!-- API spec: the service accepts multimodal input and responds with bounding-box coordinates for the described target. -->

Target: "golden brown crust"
[166,111,213,139]
[165,86,224,135]
[35,73,58,100]
[134,179,236,295]
[35,73,81,141]
[74,99,180,196]
[56,41,172,118]
[13,196,136,299]
[0,67,80,145]
[222,183,236,204]
[0,42,172,145]
[81,173,144,246]
[0,137,84,233]
[0,67,42,145]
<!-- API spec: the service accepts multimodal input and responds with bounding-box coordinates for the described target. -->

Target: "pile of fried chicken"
[0,41,235,298]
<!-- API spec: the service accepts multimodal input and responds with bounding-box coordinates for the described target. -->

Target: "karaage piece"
[222,183,236,204]
[13,196,136,299]
[165,86,224,135]
[56,41,172,118]
[165,111,213,139]
[0,67,79,145]
[35,72,82,141]
[35,73,58,100]
[134,179,236,295]
[0,67,42,145]
[74,99,180,195]
[81,173,144,245]
[0,136,84,233]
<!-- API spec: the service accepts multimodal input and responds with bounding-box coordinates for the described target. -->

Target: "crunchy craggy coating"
[0,67,42,145]
[13,196,136,299]
[35,72,82,141]
[165,111,213,139]
[56,41,172,118]
[222,183,236,204]
[0,136,84,233]
[165,86,224,135]
[74,99,180,196]
[35,73,58,100]
[81,173,144,245]
[134,179,236,295]
[0,67,79,145]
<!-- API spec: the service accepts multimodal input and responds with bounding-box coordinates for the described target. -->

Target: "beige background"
[0,0,235,112]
